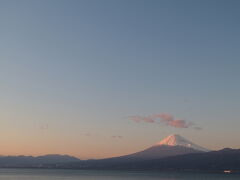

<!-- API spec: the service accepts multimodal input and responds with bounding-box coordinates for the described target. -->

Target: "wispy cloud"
[153,113,174,121]
[129,113,202,129]
[153,113,192,128]
[163,119,191,128]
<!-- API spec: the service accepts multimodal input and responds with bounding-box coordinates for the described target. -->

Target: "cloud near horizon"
[129,113,201,129]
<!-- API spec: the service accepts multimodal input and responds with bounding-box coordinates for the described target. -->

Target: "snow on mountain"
[155,134,209,152]
[97,134,208,162]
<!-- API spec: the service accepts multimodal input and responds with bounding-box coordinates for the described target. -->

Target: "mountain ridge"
[0,154,80,167]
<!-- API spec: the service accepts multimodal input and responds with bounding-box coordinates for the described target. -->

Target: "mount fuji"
[81,134,210,167]
[155,134,209,152]
[0,135,211,169]
[58,134,210,169]
[109,134,209,160]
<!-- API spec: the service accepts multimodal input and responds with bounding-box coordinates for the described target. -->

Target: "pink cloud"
[153,113,192,128]
[129,113,201,129]
[166,119,190,128]
[153,113,174,121]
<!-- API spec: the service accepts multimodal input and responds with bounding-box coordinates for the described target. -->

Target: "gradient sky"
[1,0,240,159]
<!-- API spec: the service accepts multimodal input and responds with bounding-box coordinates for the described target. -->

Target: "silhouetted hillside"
[1,149,240,172]
[57,148,240,172]
[100,148,240,171]
[0,154,80,167]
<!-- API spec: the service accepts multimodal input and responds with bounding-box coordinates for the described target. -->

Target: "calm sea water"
[0,169,239,180]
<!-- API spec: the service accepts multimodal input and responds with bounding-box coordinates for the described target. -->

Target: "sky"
[0,0,240,159]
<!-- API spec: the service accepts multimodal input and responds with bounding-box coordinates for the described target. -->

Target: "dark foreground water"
[0,169,239,180]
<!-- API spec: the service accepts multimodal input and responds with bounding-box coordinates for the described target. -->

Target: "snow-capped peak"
[155,134,209,152]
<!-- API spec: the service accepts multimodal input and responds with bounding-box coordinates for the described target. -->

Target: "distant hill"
[0,154,80,168]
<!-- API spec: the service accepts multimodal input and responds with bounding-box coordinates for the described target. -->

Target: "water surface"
[0,169,239,180]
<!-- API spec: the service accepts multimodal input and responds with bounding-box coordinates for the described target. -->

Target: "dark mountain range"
[0,154,80,168]
[1,135,240,172]
[58,148,240,173]
[114,148,240,172]
[0,134,205,168]
[104,145,201,161]
[71,145,202,169]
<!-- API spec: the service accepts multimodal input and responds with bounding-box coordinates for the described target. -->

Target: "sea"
[0,169,239,180]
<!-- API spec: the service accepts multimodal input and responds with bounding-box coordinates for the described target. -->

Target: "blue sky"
[0,0,240,158]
